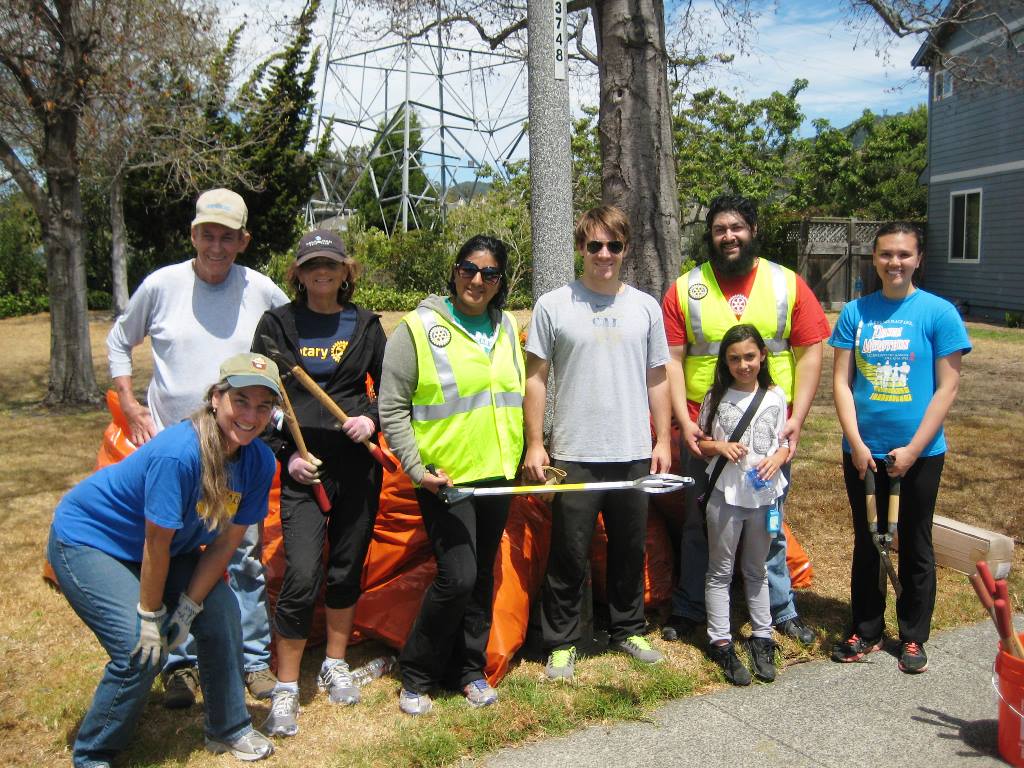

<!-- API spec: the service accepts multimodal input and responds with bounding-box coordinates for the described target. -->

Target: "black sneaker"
[776,617,815,646]
[746,637,777,682]
[898,641,928,674]
[661,615,702,642]
[708,642,751,686]
[831,633,883,663]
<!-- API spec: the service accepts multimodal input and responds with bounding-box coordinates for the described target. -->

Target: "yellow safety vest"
[679,260,797,403]
[404,306,525,484]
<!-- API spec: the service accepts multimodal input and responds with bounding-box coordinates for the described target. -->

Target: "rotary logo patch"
[688,283,709,300]
[428,325,452,347]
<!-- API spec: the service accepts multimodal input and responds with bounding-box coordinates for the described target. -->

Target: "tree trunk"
[42,116,100,406]
[594,0,682,299]
[110,168,130,316]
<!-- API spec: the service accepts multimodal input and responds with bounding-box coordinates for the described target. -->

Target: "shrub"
[87,290,112,311]
[0,293,48,318]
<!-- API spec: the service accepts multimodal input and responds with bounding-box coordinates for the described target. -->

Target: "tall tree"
[0,0,221,403]
[672,80,807,227]
[122,1,327,270]
[229,0,328,261]
[1,1,114,404]
[791,106,927,221]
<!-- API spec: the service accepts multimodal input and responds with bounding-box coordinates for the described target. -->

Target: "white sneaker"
[205,728,274,761]
[317,660,360,705]
[399,688,433,716]
[261,688,299,737]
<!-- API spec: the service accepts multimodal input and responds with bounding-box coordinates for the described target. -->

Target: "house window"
[949,190,981,262]
[933,67,954,101]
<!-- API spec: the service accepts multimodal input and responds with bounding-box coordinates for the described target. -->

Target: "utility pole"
[527,0,574,299]
[527,0,595,655]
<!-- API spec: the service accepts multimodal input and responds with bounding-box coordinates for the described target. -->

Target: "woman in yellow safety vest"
[379,234,524,716]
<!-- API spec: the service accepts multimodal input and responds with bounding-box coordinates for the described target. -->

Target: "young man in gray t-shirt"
[523,205,672,681]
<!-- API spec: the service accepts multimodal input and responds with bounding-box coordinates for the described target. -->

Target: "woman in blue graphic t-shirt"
[829,222,971,674]
[48,353,280,766]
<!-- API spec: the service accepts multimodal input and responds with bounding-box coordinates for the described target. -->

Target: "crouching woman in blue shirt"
[47,353,282,767]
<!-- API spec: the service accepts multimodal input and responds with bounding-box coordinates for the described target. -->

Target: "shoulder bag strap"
[701,387,767,509]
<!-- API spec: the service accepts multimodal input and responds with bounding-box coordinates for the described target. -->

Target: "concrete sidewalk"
[481,621,1016,768]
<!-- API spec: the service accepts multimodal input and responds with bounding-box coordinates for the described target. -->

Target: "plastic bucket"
[995,634,1024,768]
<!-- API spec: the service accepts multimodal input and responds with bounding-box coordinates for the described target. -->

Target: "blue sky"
[687,2,928,132]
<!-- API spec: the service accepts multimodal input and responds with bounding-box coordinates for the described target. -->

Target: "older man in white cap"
[107,188,288,707]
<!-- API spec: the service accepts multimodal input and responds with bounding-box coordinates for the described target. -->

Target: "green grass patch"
[964,326,1024,343]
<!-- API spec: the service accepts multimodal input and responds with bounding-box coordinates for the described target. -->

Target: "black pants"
[842,451,944,644]
[399,481,510,693]
[541,459,649,651]
[273,452,382,639]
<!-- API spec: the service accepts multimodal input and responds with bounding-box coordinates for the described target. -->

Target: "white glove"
[131,603,168,668]
[287,450,323,485]
[165,594,203,651]
[342,415,376,443]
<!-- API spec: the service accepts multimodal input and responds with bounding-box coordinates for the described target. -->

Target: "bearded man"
[659,194,831,646]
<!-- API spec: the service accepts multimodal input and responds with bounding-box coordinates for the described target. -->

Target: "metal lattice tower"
[307,1,529,233]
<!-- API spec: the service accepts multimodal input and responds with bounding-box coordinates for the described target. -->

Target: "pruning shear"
[425,466,693,506]
[864,455,902,598]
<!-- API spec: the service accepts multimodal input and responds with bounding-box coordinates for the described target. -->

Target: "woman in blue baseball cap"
[48,352,282,767]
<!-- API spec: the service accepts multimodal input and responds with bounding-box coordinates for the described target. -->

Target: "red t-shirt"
[661,260,831,420]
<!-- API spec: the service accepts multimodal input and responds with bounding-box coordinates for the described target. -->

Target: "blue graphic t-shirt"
[829,289,971,457]
[295,304,357,384]
[52,420,275,561]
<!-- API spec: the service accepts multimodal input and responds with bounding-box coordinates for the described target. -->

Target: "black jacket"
[252,301,387,463]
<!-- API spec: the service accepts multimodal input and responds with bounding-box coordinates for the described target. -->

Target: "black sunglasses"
[455,262,503,284]
[586,240,625,254]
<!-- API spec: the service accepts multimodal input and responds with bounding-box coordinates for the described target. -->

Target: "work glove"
[342,415,376,443]
[131,603,168,668]
[164,594,203,651]
[287,450,323,485]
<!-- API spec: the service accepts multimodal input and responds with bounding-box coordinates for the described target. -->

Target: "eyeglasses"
[455,262,503,284]
[585,240,625,254]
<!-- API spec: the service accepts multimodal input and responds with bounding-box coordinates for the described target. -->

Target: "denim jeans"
[672,452,798,624]
[48,530,254,767]
[164,522,271,674]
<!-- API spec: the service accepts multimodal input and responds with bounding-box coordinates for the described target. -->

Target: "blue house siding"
[914,1,1024,320]
[923,171,1024,319]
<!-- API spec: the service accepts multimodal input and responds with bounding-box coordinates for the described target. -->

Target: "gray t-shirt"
[526,280,669,462]
[107,261,288,430]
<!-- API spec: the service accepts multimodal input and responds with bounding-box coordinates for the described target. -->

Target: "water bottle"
[351,655,397,687]
[766,504,781,534]
[745,466,776,507]
[745,466,770,491]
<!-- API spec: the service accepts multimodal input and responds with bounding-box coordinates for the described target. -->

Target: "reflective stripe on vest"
[680,260,797,402]
[410,306,524,421]
[405,306,525,484]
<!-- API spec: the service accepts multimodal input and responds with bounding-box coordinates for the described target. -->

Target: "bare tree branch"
[0,131,45,214]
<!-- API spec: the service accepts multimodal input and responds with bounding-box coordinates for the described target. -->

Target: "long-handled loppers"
[864,459,902,598]
[277,379,331,514]
[259,335,398,472]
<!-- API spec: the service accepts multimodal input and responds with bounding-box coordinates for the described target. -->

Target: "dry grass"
[0,310,1021,768]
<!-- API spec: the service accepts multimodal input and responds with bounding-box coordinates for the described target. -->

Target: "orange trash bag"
[784,520,814,589]
[352,492,554,687]
[45,390,139,589]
